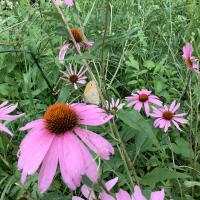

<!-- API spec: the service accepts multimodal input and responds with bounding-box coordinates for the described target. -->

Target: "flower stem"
[111,118,140,186]
[168,135,183,200]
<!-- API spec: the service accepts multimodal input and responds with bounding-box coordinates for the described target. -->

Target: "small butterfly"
[83,81,100,105]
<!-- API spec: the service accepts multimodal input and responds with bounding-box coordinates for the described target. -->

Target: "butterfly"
[83,81,100,105]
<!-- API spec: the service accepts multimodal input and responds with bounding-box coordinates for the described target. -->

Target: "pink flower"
[151,100,188,132]
[106,98,124,113]
[59,28,94,64]
[0,101,25,136]
[72,177,118,200]
[60,64,88,89]
[54,0,74,7]
[182,43,199,71]
[18,103,114,193]
[125,89,162,116]
[116,186,164,200]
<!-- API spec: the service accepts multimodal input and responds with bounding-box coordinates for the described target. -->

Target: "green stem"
[168,136,183,199]
[112,119,139,186]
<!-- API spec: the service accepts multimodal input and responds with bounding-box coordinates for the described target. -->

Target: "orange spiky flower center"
[139,93,149,102]
[163,111,174,120]
[44,103,78,134]
[70,28,83,43]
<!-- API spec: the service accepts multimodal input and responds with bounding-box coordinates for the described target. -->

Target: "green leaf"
[117,110,159,147]
[141,168,190,186]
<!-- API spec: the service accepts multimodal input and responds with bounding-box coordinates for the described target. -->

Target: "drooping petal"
[19,119,44,131]
[62,132,85,187]
[38,137,59,193]
[59,44,71,64]
[18,129,55,183]
[172,120,182,131]
[132,186,146,200]
[78,139,99,183]
[116,189,132,200]
[150,189,165,200]
[72,197,85,200]
[105,177,118,191]
[72,103,113,126]
[144,102,150,116]
[74,128,114,160]
[64,0,73,6]
[0,113,25,121]
[81,185,95,199]
[54,0,62,5]
[57,135,77,190]
[173,117,188,124]
[164,121,171,132]
[134,102,143,111]
[182,43,193,59]
[0,123,13,135]
[100,192,115,200]
[148,97,162,106]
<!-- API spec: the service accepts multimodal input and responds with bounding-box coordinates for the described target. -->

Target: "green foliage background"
[0,0,200,199]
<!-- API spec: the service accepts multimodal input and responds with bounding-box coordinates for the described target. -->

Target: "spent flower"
[105,98,124,113]
[59,28,94,64]
[60,64,87,89]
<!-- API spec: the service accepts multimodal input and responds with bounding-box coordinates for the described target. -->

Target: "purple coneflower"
[54,0,73,7]
[18,103,114,193]
[151,100,188,132]
[125,89,162,116]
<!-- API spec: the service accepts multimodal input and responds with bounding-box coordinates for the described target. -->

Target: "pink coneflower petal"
[81,185,95,199]
[82,41,94,49]
[164,121,171,132]
[62,133,85,186]
[19,119,44,131]
[59,44,71,64]
[105,177,118,191]
[182,43,193,59]
[75,128,114,160]
[0,101,24,136]
[72,197,85,200]
[172,120,182,131]
[172,103,180,113]
[0,123,13,135]
[57,136,76,190]
[0,101,8,108]
[72,104,113,126]
[0,113,25,121]
[18,130,55,182]
[100,192,115,200]
[116,189,132,200]
[148,97,162,106]
[78,142,98,182]
[127,101,137,108]
[132,186,146,200]
[173,117,188,124]
[64,0,73,6]
[38,137,59,193]
[144,102,150,116]
[134,102,143,111]
[150,189,165,200]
